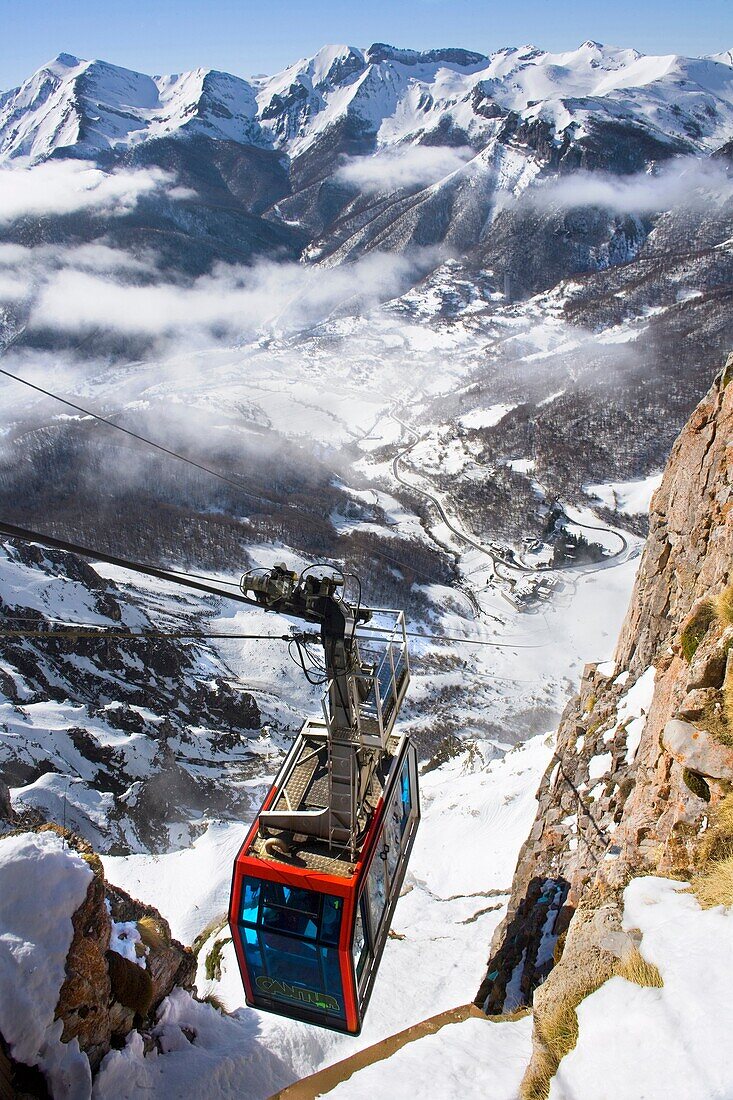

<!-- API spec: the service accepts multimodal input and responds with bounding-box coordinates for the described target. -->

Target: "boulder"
[106,883,196,1008]
[686,630,728,690]
[106,951,154,1017]
[2,826,199,1088]
[46,833,112,1069]
[662,718,733,781]
[677,687,721,720]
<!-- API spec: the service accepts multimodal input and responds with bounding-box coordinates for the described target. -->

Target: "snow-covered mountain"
[0,53,262,162]
[0,541,266,853]
[1,41,732,279]
[3,42,733,163]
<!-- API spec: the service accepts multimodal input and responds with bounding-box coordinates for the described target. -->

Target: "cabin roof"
[247,726,401,879]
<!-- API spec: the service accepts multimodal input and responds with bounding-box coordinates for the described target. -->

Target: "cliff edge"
[477,352,733,1095]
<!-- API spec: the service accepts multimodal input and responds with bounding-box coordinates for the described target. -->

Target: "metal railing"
[320,609,410,749]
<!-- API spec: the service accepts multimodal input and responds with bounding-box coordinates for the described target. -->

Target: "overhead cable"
[0,522,547,650]
[0,366,451,588]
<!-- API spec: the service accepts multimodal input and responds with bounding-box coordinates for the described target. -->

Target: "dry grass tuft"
[694,856,733,909]
[698,792,733,864]
[720,661,733,746]
[680,599,716,662]
[696,694,733,747]
[520,1050,556,1100]
[199,984,228,1014]
[716,585,733,628]
[136,915,170,952]
[693,792,733,908]
[521,959,615,1100]
[614,946,663,988]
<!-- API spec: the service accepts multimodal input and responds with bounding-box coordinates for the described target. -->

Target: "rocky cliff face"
[477,351,733,1064]
[0,823,196,1096]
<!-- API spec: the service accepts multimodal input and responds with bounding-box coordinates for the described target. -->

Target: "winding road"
[387,406,631,609]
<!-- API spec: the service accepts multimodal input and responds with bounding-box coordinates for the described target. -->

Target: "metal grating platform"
[251,833,358,877]
[250,728,401,878]
[272,742,324,813]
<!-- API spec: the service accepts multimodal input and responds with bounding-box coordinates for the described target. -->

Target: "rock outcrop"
[0,824,196,1092]
[477,352,733,1084]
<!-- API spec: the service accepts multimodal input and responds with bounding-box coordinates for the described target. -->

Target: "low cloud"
[0,240,155,275]
[0,159,192,223]
[27,250,433,341]
[535,157,732,215]
[336,145,474,195]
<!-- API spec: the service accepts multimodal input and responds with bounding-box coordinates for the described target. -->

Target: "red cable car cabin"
[229,732,419,1033]
[228,602,420,1035]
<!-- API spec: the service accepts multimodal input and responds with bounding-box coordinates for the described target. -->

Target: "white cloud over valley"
[535,156,732,215]
[336,145,474,194]
[0,159,191,223]
[25,251,429,342]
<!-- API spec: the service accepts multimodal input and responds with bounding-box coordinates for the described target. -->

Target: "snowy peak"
[709,48,733,67]
[2,39,733,166]
[0,54,263,161]
[42,51,86,78]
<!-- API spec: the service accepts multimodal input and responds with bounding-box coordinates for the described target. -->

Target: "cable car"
[228,567,420,1034]
[229,730,419,1033]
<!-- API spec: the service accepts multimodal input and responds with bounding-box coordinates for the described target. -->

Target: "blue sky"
[0,0,730,88]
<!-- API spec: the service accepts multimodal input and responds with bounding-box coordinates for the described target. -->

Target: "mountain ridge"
[3,39,732,165]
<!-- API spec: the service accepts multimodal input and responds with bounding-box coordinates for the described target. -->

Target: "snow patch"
[585,474,663,516]
[459,403,517,430]
[552,876,733,1099]
[619,666,656,763]
[0,830,93,1096]
[109,919,147,969]
[588,752,612,780]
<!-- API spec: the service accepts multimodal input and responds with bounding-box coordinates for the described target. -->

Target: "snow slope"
[326,1015,533,1100]
[551,876,733,1100]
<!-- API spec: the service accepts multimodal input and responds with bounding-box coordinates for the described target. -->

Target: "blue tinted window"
[242,925,264,979]
[320,945,343,999]
[385,803,401,882]
[367,854,387,934]
[400,760,411,833]
[253,931,344,1018]
[321,896,343,945]
[238,885,346,1020]
[261,930,320,987]
[241,878,261,924]
[261,882,319,939]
